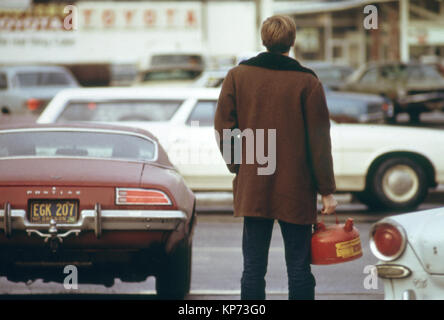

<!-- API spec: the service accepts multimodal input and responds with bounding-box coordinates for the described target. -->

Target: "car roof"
[0,122,160,142]
[365,61,429,68]
[0,65,69,73]
[54,87,221,100]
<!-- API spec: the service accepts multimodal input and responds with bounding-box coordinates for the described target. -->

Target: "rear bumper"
[0,205,187,243]
[398,92,444,109]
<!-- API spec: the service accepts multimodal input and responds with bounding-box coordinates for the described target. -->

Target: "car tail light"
[27,98,41,111]
[370,222,406,261]
[116,188,172,205]
[381,102,394,117]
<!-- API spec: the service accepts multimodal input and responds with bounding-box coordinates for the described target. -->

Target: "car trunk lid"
[388,207,444,275]
[0,158,144,187]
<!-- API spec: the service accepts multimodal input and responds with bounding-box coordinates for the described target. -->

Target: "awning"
[274,0,397,15]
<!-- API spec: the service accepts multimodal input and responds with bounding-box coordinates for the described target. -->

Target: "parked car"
[193,69,230,88]
[0,65,79,115]
[136,66,203,87]
[341,62,444,123]
[305,61,355,91]
[324,90,393,123]
[38,87,444,210]
[370,207,444,299]
[0,123,196,299]
[135,53,205,87]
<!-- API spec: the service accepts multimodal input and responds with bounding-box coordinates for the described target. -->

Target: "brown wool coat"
[214,52,336,225]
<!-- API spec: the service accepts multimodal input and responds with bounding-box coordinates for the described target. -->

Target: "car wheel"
[369,157,428,210]
[156,240,192,300]
[353,191,380,209]
[408,111,421,124]
[1,106,10,114]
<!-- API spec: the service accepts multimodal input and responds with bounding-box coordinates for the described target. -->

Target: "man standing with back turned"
[214,15,337,300]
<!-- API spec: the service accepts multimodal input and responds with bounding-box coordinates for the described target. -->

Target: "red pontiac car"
[0,123,196,299]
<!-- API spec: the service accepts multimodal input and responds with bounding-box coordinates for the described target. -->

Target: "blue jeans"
[241,217,316,300]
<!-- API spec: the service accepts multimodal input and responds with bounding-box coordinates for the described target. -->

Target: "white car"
[38,87,444,210]
[370,207,444,299]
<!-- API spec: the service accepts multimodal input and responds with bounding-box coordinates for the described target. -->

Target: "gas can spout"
[344,218,354,232]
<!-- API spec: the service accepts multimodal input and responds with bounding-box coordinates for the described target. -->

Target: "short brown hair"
[261,15,296,53]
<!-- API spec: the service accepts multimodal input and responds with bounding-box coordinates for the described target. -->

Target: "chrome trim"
[402,289,416,300]
[375,264,411,279]
[3,202,11,238]
[115,188,172,206]
[369,220,407,262]
[0,127,159,162]
[95,203,102,238]
[26,229,81,241]
[0,209,187,233]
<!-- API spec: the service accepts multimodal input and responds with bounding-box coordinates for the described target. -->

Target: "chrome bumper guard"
[0,202,187,241]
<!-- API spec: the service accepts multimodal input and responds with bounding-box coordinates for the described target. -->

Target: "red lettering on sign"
[102,9,115,28]
[124,10,135,26]
[143,9,156,26]
[82,9,93,27]
[166,9,175,26]
[186,10,196,27]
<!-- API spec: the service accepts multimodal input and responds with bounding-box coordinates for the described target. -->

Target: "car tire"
[408,111,421,124]
[156,240,192,300]
[1,106,10,114]
[369,157,428,210]
[353,191,380,209]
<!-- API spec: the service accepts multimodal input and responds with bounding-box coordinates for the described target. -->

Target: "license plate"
[29,200,78,224]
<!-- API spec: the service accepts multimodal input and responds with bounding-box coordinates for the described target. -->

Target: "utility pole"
[256,0,273,50]
[399,0,409,62]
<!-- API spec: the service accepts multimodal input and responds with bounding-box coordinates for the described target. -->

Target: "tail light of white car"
[382,101,394,117]
[370,222,407,261]
[115,188,172,205]
[26,98,41,112]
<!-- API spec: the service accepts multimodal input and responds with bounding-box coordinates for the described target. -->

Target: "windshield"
[16,72,73,87]
[379,64,444,82]
[0,130,156,161]
[57,100,181,122]
[151,54,203,67]
[142,70,201,82]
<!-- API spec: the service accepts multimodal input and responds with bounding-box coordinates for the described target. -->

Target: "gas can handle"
[318,211,339,224]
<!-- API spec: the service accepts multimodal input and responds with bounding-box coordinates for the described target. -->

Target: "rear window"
[0,73,7,89]
[0,130,156,161]
[327,96,367,117]
[57,100,181,122]
[16,72,72,87]
[151,54,203,67]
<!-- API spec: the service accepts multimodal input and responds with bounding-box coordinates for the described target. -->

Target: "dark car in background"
[341,62,444,123]
[325,89,393,123]
[135,53,205,87]
[0,65,79,115]
[306,62,355,90]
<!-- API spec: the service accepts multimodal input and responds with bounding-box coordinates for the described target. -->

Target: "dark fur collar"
[239,52,317,78]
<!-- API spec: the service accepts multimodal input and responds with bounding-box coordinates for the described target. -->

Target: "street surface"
[1,195,444,300]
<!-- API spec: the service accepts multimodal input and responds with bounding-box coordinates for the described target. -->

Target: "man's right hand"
[321,194,337,215]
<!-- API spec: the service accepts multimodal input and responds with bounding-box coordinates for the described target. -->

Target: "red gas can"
[311,215,362,265]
